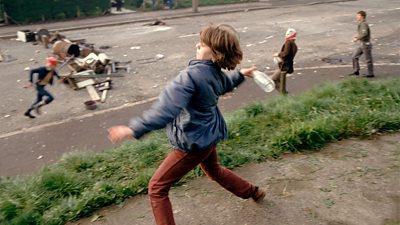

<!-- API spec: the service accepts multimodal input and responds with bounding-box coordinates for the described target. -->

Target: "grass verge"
[1,78,399,225]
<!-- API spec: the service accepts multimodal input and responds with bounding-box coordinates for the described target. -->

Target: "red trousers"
[148,145,257,225]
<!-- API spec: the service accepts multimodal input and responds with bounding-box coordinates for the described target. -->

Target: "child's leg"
[148,148,214,225]
[280,71,288,95]
[31,86,44,108]
[199,145,257,199]
[25,88,44,118]
[271,69,281,91]
[34,87,54,114]
[42,88,54,104]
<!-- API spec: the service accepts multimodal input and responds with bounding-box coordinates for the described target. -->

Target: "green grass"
[1,78,400,225]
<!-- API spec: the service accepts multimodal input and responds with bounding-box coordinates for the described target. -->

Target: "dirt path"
[70,133,400,225]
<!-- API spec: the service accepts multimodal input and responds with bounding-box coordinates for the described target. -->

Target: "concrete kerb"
[0,0,355,40]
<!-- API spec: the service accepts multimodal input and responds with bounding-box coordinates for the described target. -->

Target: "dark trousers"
[30,84,54,109]
[148,145,257,225]
[352,43,374,75]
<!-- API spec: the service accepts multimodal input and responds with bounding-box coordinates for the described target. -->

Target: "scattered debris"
[90,214,103,222]
[16,30,36,42]
[99,45,112,50]
[137,54,165,64]
[0,49,17,63]
[144,19,166,26]
[15,27,132,110]
[86,85,101,101]
[322,57,345,65]
[155,54,164,59]
[76,78,95,89]
[100,81,110,103]
[84,100,97,110]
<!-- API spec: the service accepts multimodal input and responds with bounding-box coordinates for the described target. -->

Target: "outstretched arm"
[129,71,196,139]
[108,70,196,143]
[108,125,133,144]
[240,66,257,78]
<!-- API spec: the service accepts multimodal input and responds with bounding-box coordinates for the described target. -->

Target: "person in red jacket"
[271,28,298,95]
[24,57,61,118]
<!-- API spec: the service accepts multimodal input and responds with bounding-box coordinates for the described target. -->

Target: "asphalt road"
[0,0,399,177]
[0,0,352,38]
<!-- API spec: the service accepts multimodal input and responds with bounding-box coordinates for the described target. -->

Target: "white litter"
[156,54,164,59]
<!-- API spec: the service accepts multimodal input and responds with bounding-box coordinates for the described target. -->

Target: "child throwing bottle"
[108,24,266,225]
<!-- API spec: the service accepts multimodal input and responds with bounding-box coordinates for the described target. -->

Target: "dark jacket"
[129,60,245,152]
[29,66,60,85]
[278,39,298,74]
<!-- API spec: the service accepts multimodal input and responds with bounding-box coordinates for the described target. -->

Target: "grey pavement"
[0,0,351,38]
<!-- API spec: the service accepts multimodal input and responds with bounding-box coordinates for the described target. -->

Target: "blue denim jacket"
[129,60,245,152]
[29,66,60,85]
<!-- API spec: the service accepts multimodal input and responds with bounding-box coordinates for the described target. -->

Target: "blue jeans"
[30,84,54,108]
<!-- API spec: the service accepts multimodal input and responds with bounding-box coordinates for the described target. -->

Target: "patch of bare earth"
[70,133,400,225]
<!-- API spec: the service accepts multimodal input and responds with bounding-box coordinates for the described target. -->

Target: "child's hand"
[24,82,33,88]
[240,66,257,78]
[108,125,133,144]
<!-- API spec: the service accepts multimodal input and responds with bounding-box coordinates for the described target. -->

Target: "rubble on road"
[58,54,130,104]
[15,28,132,108]
[0,49,17,62]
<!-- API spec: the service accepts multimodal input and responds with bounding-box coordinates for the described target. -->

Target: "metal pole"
[192,0,198,13]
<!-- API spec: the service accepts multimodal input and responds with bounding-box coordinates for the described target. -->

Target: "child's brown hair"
[200,24,243,70]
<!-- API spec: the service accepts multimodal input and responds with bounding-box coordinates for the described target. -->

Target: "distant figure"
[152,0,158,9]
[108,24,266,225]
[24,57,61,119]
[115,0,123,11]
[348,10,374,77]
[271,28,298,95]
[164,0,174,9]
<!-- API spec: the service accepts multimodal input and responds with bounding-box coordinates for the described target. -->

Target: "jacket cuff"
[233,69,245,86]
[128,118,147,139]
